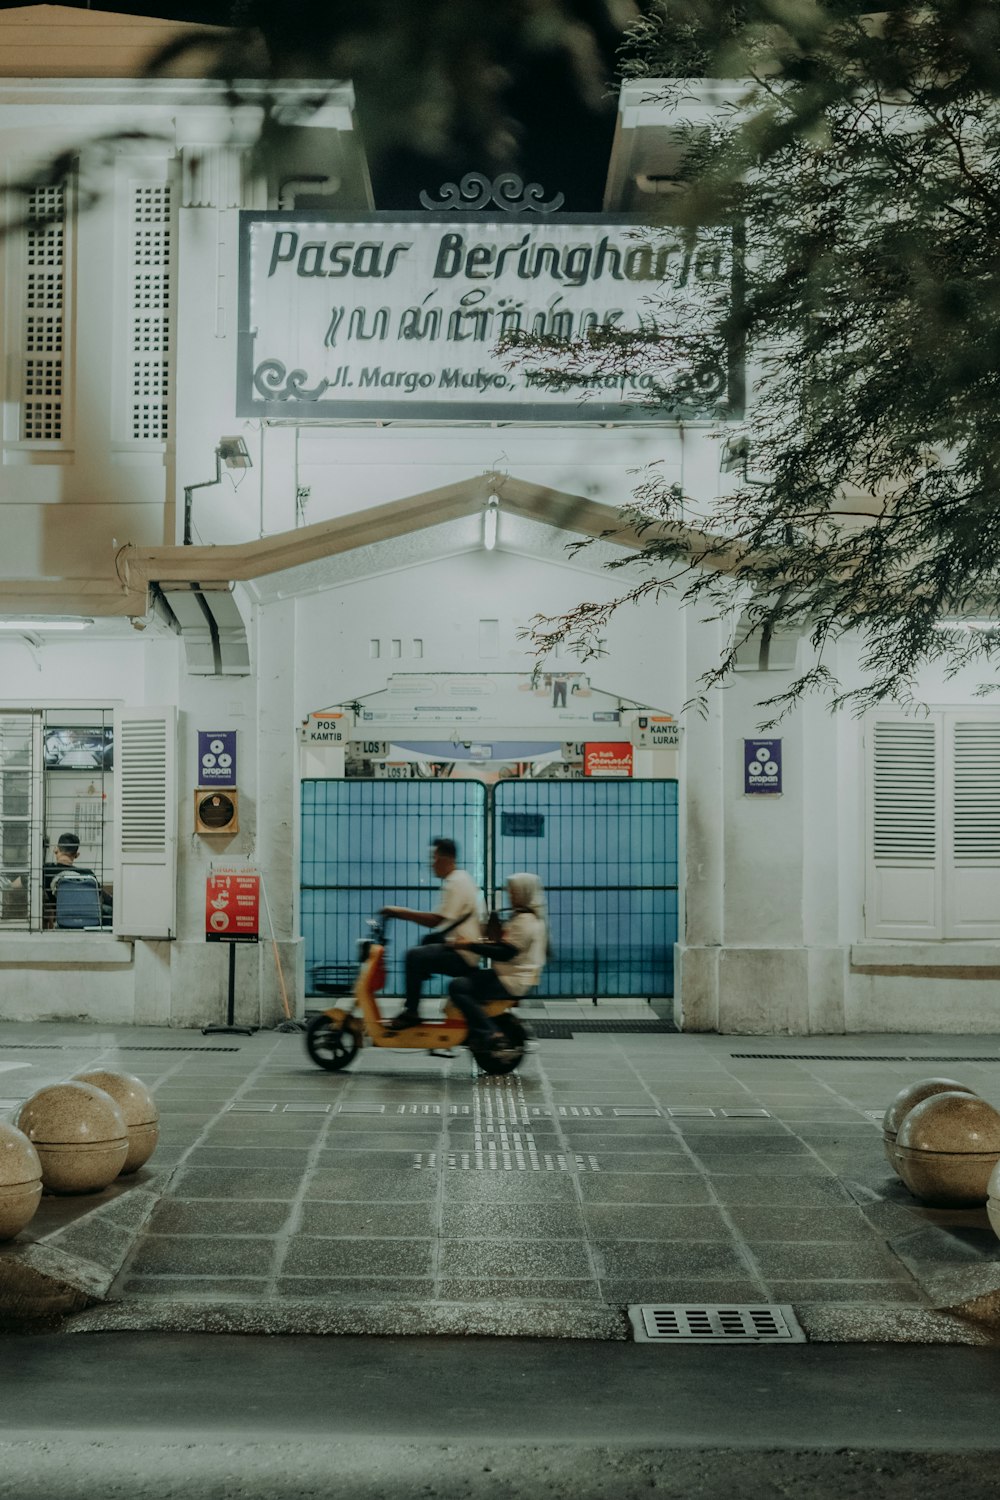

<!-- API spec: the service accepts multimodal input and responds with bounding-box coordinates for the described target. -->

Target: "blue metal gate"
[492,780,678,998]
[301,778,678,999]
[301,779,486,1000]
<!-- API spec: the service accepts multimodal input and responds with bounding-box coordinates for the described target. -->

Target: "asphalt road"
[3,1334,1000,1498]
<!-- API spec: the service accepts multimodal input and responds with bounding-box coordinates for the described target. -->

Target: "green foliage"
[510,0,1000,717]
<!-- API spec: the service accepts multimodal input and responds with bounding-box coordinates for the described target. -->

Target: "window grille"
[0,711,117,934]
[20,188,66,442]
[128,185,172,441]
[0,713,42,930]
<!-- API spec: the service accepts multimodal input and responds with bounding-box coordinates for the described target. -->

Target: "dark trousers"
[447,969,509,1046]
[403,944,474,1014]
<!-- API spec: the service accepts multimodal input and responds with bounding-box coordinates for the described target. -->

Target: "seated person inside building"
[42,832,112,927]
[445,872,547,1057]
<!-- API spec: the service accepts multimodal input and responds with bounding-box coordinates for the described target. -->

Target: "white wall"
[293,546,689,720]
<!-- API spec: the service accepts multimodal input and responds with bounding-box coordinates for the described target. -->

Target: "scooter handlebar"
[358,914,387,960]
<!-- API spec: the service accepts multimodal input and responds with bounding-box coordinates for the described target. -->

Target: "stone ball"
[0,1121,42,1240]
[895,1091,1000,1207]
[0,1119,42,1187]
[72,1071,157,1127]
[988,1158,1000,1244]
[72,1070,159,1175]
[16,1082,129,1195]
[882,1077,977,1173]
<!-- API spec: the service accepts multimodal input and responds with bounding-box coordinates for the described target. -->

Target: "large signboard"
[238,211,737,423]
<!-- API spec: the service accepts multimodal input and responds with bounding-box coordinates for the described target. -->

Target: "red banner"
[584,742,633,778]
[205,869,260,943]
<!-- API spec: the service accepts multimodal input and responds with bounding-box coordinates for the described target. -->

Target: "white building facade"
[0,9,997,1034]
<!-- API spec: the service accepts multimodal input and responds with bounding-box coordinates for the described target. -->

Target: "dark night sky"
[1,0,618,209]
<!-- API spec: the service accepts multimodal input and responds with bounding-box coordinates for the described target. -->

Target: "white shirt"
[492,910,545,997]
[436,868,483,967]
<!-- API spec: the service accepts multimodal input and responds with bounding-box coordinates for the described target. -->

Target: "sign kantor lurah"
[629,713,681,750]
[238,198,736,423]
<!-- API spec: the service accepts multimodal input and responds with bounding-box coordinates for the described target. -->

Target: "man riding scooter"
[380,837,484,1032]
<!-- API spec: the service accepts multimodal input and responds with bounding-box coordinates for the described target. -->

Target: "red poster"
[584,742,633,778]
[205,869,260,943]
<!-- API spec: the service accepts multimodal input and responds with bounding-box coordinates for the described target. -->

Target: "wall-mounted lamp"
[483,494,500,552]
[720,434,750,476]
[218,436,252,470]
[184,438,254,545]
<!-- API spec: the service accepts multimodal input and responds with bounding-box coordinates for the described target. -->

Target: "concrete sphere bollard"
[883,1077,977,1174]
[73,1070,159,1175]
[16,1082,129,1195]
[0,1121,43,1239]
[987,1159,1000,1243]
[895,1091,1000,1207]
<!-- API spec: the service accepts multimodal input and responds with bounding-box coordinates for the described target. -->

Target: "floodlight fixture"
[0,617,93,631]
[483,494,500,552]
[183,437,254,545]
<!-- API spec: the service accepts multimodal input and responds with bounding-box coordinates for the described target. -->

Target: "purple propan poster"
[198,730,237,787]
[744,739,782,795]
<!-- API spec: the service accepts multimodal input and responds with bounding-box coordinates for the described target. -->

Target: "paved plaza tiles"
[2,1014,1000,1340]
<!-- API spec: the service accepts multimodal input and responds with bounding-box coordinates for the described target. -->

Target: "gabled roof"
[0,4,227,78]
[0,474,731,624]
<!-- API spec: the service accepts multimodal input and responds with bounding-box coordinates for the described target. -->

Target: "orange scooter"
[305,917,528,1076]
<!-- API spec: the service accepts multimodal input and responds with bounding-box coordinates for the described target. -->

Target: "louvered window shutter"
[944,717,1000,938]
[867,716,942,938]
[113,706,177,939]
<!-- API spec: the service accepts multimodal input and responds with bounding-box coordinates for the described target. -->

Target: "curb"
[65,1297,631,1340]
[0,1171,163,1330]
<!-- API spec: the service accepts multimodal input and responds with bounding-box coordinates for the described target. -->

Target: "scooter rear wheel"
[473,1013,527,1075]
[306,1014,360,1071]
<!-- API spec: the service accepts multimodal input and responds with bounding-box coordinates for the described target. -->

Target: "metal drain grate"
[731,1053,1000,1063]
[117,1045,242,1053]
[526,1020,677,1039]
[630,1304,805,1344]
[0,1042,241,1053]
[0,1043,65,1050]
[566,1019,678,1033]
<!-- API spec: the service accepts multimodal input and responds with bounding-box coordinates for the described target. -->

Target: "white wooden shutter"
[944,716,1000,938]
[114,706,176,939]
[866,715,942,938]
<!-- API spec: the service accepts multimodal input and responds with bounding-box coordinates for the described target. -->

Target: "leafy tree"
[506,1,1000,717]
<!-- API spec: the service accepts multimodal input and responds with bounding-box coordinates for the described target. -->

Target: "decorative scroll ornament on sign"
[418,173,565,216]
[252,360,330,401]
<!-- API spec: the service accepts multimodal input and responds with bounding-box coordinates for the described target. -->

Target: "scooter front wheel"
[306,1014,360,1072]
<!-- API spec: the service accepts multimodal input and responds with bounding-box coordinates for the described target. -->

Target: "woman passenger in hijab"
[446,873,547,1057]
